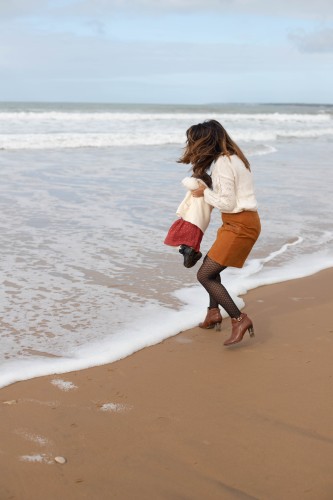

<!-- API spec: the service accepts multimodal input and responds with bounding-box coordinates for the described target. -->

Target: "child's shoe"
[179,245,202,268]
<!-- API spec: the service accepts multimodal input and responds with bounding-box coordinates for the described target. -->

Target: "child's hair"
[178,120,250,180]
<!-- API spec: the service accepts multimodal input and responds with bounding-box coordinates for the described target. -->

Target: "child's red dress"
[164,218,203,253]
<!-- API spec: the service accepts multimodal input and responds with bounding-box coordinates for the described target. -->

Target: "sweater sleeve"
[203,159,236,212]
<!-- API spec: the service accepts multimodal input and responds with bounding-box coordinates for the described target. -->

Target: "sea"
[1,101,333,388]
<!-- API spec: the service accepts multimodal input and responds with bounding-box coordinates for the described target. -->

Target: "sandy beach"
[1,268,333,500]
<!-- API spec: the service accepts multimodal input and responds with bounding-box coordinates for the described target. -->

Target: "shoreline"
[1,268,333,499]
[2,257,333,391]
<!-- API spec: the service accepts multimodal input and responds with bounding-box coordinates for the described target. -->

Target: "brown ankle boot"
[199,307,222,331]
[223,313,254,346]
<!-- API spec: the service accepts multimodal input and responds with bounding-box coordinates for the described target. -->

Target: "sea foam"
[1,128,332,150]
[1,242,332,390]
[0,108,331,149]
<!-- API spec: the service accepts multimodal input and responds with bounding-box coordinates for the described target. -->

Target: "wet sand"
[1,269,333,500]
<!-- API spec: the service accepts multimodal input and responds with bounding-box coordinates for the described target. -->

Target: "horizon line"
[0,100,332,107]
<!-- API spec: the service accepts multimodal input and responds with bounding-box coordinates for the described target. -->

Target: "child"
[164,174,213,268]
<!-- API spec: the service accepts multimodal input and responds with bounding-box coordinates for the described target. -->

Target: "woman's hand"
[191,185,206,198]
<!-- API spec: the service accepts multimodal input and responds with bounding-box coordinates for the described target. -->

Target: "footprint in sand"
[175,337,193,344]
[19,454,53,464]
[98,402,132,413]
[14,429,51,447]
[19,454,67,465]
[51,379,78,391]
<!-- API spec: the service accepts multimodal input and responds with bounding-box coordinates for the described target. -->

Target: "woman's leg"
[197,256,241,318]
[208,272,221,309]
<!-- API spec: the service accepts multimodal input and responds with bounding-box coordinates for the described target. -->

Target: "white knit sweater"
[176,177,213,233]
[203,154,258,213]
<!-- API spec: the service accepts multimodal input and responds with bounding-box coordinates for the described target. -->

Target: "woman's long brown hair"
[178,120,250,184]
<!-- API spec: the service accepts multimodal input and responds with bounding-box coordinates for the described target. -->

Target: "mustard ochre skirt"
[207,211,261,268]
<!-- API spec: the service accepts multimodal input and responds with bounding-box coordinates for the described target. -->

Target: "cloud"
[64,0,333,18]
[85,19,106,36]
[1,22,332,102]
[0,0,46,18]
[290,28,333,53]
[1,0,332,103]
[0,26,330,82]
[93,0,333,18]
[1,0,333,19]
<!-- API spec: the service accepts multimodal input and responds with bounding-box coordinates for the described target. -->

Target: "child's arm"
[181,177,207,190]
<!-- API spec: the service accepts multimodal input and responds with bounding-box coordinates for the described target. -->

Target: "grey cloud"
[0,0,47,18]
[1,0,333,19]
[63,0,333,17]
[290,28,333,53]
[65,0,333,21]
[85,19,106,36]
[107,0,333,17]
[1,27,332,102]
[1,28,330,81]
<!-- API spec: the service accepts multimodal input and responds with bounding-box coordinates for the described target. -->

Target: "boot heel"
[224,313,254,346]
[215,322,222,332]
[248,326,254,337]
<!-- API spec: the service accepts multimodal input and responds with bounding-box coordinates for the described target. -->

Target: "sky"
[0,0,333,104]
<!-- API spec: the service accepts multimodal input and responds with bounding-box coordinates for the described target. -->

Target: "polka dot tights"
[197,256,241,319]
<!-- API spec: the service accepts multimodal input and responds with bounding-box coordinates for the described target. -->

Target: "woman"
[178,120,261,346]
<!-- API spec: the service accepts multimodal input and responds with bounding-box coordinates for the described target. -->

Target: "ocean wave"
[0,132,180,149]
[1,128,333,150]
[0,111,331,123]
[247,144,278,156]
